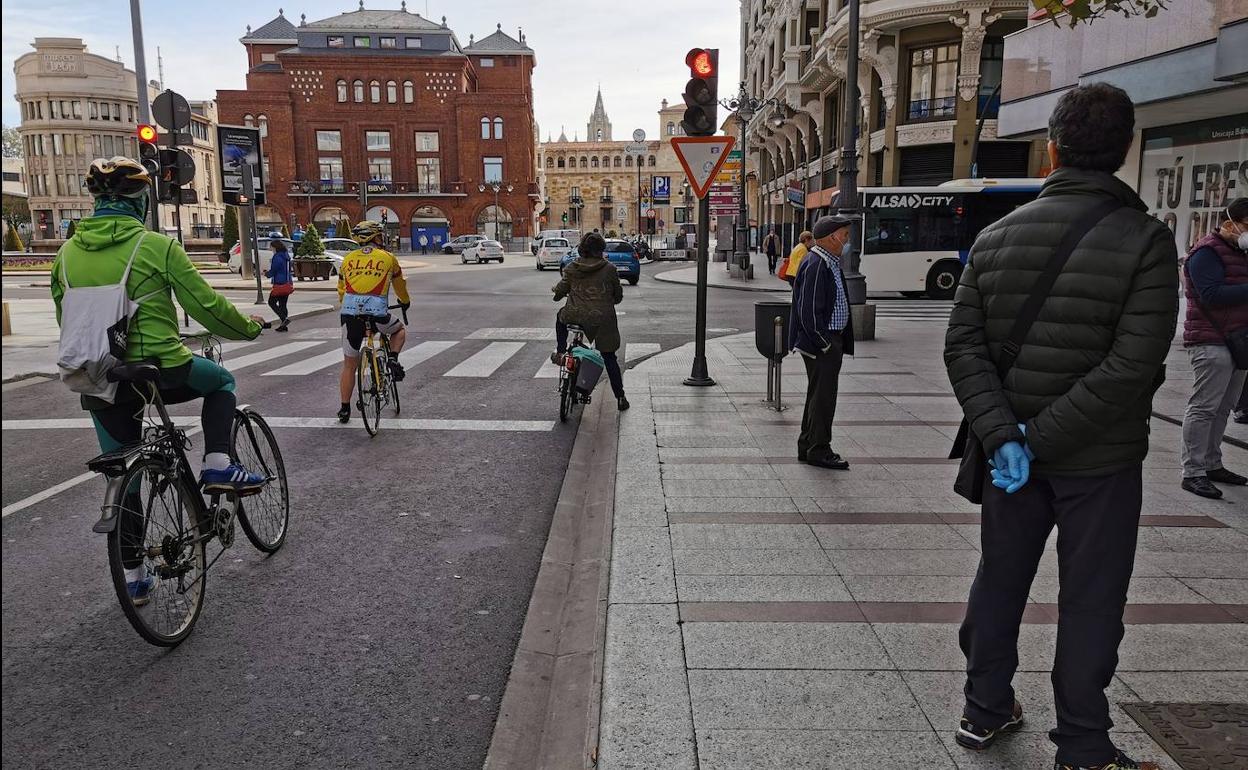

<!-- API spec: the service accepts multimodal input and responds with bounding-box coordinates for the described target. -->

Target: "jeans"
[1181,344,1247,477]
[556,320,624,398]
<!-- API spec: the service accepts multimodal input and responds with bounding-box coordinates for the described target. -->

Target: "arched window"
[579,156,587,168]
[591,156,599,168]
[353,80,364,102]
[243,114,254,126]
[386,81,397,103]
[480,117,490,139]
[369,80,381,103]
[546,156,554,168]
[403,81,414,103]
[493,117,503,139]
[613,156,621,168]
[625,154,633,167]
[336,79,348,102]
[666,121,675,135]
[557,157,565,168]
[258,114,268,138]
[648,155,656,167]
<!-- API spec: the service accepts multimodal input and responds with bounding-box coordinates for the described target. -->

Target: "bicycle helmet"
[352,220,384,244]
[85,156,151,198]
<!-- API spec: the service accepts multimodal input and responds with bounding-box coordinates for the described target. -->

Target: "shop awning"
[805,187,838,210]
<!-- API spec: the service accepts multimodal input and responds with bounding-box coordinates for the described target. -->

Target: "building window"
[354,36,371,48]
[480,58,494,68]
[648,155,656,167]
[386,81,398,103]
[557,157,565,168]
[328,36,345,48]
[483,156,503,183]
[414,131,439,152]
[907,43,959,121]
[318,157,344,188]
[406,37,422,48]
[667,121,675,136]
[545,157,554,168]
[403,81,414,103]
[89,102,99,120]
[51,101,61,120]
[493,117,503,139]
[369,80,381,103]
[316,130,342,151]
[244,114,254,127]
[112,103,121,121]
[258,114,268,138]
[73,101,81,119]
[579,157,587,168]
[416,157,440,193]
[261,52,276,62]
[978,37,1005,120]
[480,117,491,139]
[353,80,364,103]
[127,104,134,122]
[613,156,621,168]
[368,157,392,180]
[625,154,633,167]
[380,37,397,49]
[591,157,599,168]
[366,131,391,151]
[337,79,348,102]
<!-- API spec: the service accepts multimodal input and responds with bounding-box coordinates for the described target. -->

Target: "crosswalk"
[872,299,954,322]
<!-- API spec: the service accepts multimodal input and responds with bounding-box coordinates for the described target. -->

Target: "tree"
[1030,0,1169,25]
[1,125,21,158]
[4,224,24,252]
[222,206,239,252]
[296,222,324,256]
[3,193,30,231]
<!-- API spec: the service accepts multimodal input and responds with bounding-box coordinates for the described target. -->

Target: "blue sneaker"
[127,573,157,607]
[200,464,266,494]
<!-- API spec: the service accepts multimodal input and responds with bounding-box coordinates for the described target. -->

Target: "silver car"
[443,234,486,255]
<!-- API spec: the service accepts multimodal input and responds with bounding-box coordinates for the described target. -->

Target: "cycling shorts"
[341,313,402,356]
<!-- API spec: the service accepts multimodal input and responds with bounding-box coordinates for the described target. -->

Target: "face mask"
[1236,226,1248,251]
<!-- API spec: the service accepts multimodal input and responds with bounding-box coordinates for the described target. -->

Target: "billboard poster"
[652,176,671,203]
[1139,113,1247,255]
[217,125,265,206]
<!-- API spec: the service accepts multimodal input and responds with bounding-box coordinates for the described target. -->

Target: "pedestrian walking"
[789,215,854,469]
[779,230,812,285]
[1179,196,1248,497]
[763,227,780,274]
[418,233,429,255]
[264,237,294,332]
[944,83,1177,770]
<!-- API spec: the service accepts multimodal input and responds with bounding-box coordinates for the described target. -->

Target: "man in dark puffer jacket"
[944,83,1177,770]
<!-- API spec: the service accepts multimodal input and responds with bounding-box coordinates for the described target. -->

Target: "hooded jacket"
[552,255,623,352]
[51,215,262,368]
[944,167,1178,477]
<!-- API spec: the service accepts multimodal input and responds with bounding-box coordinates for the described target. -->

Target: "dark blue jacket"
[789,248,854,357]
[266,249,292,286]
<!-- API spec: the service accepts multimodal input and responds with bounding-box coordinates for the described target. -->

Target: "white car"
[462,239,504,264]
[535,237,570,270]
[321,237,360,274]
[228,237,293,274]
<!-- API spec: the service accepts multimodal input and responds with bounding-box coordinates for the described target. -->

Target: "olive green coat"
[553,255,623,353]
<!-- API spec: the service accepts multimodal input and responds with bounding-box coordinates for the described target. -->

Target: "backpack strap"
[118,232,148,288]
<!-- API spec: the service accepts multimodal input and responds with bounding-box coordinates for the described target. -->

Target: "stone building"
[13,37,225,244]
[538,93,692,237]
[216,6,539,250]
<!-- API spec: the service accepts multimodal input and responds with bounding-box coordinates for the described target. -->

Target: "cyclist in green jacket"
[51,158,268,603]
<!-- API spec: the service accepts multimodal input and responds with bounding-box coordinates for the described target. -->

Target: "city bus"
[859,178,1045,299]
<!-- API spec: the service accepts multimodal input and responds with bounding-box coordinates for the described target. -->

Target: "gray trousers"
[1181,344,1248,478]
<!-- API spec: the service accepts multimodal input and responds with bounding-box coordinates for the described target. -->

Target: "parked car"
[443,234,486,255]
[559,239,640,285]
[228,237,295,275]
[535,237,570,270]
[532,228,582,255]
[321,237,360,274]
[462,239,504,264]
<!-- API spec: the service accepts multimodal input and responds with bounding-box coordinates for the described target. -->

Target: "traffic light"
[137,124,160,176]
[561,212,568,224]
[681,48,719,137]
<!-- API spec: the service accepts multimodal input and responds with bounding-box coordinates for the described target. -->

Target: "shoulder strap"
[997,197,1122,376]
[118,232,148,288]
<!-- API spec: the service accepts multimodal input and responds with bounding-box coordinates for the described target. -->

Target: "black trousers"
[555,320,624,398]
[267,290,289,323]
[961,464,1143,766]
[797,336,843,458]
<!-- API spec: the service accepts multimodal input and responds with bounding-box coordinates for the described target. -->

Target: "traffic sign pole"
[684,195,715,387]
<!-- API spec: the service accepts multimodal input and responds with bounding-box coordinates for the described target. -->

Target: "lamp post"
[478,181,514,241]
[722,82,782,277]
[838,0,866,305]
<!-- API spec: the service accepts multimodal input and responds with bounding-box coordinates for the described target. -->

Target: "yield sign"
[671,136,737,199]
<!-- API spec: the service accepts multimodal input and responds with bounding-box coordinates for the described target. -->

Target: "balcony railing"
[906,97,957,122]
[600,195,613,204]
[288,180,467,196]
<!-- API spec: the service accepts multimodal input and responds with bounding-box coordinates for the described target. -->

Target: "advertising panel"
[217,125,265,206]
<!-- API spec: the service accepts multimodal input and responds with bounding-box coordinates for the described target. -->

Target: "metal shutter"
[899,145,954,185]
[974,141,1031,178]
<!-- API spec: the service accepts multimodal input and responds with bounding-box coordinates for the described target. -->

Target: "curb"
[484,395,617,770]
[653,266,789,293]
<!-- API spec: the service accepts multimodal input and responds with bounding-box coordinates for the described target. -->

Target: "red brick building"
[216,5,537,250]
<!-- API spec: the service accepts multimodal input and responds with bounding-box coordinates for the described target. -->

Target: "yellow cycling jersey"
[336,245,410,315]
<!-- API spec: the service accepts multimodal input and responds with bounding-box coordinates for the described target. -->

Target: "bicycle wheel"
[231,409,289,553]
[558,370,573,423]
[106,458,206,647]
[356,348,382,436]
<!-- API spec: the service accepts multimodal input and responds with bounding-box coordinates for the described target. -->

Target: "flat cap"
[811,214,855,238]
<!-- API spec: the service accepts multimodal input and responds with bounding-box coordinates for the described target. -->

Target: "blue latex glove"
[990,441,1031,494]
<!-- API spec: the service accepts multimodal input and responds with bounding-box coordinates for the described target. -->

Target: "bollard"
[766,359,774,403]
[773,316,784,412]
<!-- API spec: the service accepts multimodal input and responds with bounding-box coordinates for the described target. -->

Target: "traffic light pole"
[243,163,263,305]
[683,195,714,387]
[128,1,159,233]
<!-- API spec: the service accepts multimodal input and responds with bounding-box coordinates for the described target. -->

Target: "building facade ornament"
[896,120,956,147]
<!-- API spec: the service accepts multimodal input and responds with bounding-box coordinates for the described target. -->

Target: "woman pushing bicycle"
[551,232,629,411]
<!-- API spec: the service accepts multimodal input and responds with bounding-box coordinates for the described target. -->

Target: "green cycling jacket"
[51,215,262,368]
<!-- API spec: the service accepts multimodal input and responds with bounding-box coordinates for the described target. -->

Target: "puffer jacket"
[944,167,1179,477]
[553,255,623,352]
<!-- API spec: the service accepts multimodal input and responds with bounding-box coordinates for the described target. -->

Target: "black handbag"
[1185,261,1248,369]
[950,198,1123,503]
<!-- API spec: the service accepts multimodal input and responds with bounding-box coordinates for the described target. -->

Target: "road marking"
[626,342,661,362]
[399,340,459,367]
[444,341,524,377]
[263,349,343,376]
[4,417,199,430]
[263,417,552,431]
[467,327,554,340]
[226,341,325,372]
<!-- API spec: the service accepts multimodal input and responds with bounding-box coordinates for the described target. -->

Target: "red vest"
[1182,232,1248,346]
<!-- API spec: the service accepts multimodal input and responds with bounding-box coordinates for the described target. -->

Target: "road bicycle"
[87,331,289,646]
[556,324,593,423]
[355,305,408,436]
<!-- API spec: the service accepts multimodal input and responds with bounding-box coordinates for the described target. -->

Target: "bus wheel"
[926,261,963,300]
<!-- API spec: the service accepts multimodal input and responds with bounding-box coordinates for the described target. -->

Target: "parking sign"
[652,176,671,203]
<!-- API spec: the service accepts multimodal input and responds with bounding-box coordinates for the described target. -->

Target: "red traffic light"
[686,48,715,78]
[137,124,159,143]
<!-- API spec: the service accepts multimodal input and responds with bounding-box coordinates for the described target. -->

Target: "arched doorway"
[476,205,512,242]
[410,204,449,255]
[312,205,351,239]
[365,205,401,249]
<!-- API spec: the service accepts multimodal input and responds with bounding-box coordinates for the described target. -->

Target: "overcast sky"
[2,0,741,142]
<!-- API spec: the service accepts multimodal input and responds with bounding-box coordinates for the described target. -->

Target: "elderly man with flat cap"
[789,213,855,469]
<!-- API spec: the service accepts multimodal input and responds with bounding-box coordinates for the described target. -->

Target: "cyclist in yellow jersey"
[336,221,410,423]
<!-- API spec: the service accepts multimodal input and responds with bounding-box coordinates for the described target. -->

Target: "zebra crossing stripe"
[398,340,459,367]
[263,349,344,376]
[227,341,325,372]
[445,341,525,377]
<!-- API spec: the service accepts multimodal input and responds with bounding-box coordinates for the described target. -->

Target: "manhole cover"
[1121,702,1248,770]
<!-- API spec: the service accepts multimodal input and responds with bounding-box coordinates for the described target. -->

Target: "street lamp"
[838,0,866,305]
[722,81,783,277]
[478,181,514,241]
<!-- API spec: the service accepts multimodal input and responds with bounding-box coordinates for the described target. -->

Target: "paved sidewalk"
[598,319,1247,769]
[654,251,789,293]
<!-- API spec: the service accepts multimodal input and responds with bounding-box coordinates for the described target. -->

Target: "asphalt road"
[1,257,759,769]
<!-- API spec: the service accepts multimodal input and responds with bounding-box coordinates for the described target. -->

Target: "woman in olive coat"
[551,232,628,410]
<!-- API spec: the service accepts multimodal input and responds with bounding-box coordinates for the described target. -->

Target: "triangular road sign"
[671,136,736,199]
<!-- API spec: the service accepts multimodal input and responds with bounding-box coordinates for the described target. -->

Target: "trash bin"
[755,300,791,361]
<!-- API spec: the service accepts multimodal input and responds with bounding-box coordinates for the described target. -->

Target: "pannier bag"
[571,346,605,395]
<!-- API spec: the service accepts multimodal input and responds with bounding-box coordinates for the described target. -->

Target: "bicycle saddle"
[107,361,160,383]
